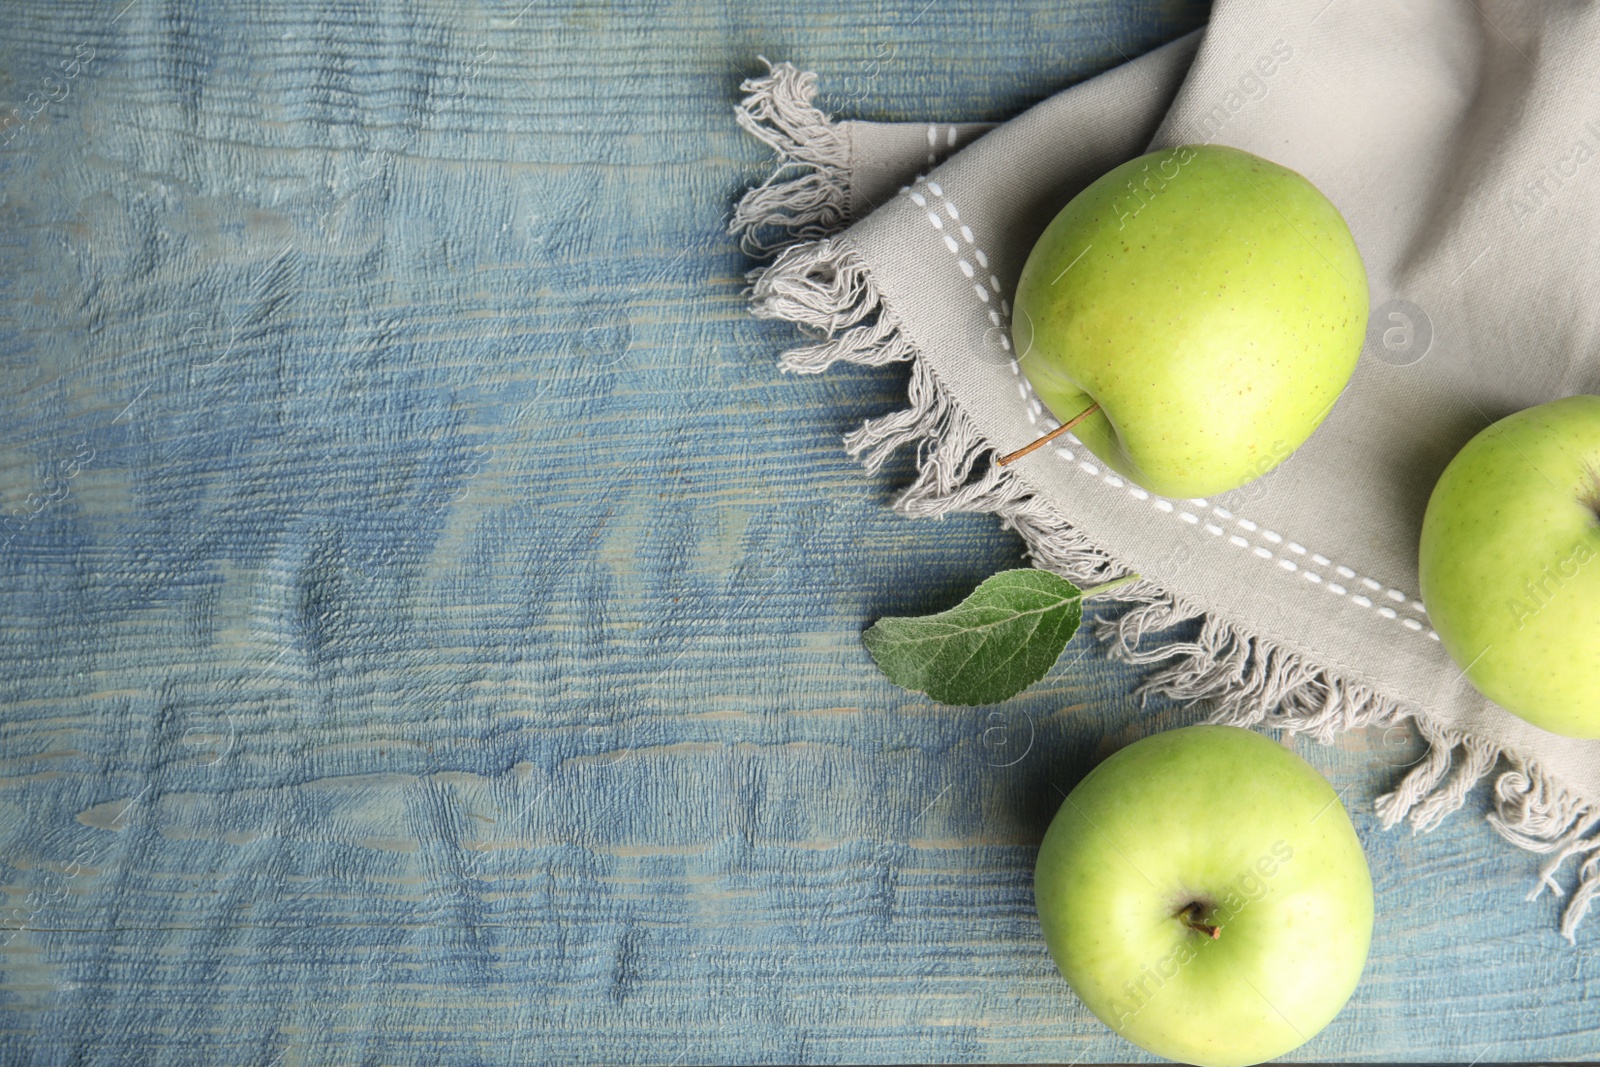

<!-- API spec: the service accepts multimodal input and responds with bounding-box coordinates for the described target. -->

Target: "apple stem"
[997,401,1101,466]
[1179,902,1222,940]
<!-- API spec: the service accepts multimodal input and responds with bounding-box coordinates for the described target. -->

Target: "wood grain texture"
[0,0,1594,1063]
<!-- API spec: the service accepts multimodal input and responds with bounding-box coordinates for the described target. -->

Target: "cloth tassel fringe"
[730,59,1600,943]
[731,58,851,258]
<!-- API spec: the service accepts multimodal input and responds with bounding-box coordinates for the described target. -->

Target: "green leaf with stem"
[863,568,1139,706]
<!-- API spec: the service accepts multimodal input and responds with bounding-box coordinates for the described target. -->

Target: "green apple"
[1418,395,1600,737]
[1012,144,1368,498]
[1034,725,1373,1067]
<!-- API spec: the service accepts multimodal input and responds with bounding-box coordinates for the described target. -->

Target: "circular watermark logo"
[979,707,1035,767]
[967,313,1021,367]
[1378,723,1427,770]
[582,721,632,769]
[577,316,632,369]
[1365,298,1433,367]
[178,713,237,767]
[965,303,1039,370]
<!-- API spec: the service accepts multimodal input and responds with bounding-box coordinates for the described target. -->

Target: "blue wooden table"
[0,1,1594,1062]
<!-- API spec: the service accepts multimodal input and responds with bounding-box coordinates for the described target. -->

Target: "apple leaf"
[863,569,1134,706]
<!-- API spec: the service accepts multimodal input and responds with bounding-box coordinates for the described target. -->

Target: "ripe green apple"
[1418,395,1600,737]
[1012,144,1368,498]
[1034,725,1373,1067]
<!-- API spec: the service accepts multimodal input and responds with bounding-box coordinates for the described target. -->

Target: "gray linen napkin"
[733,0,1600,941]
